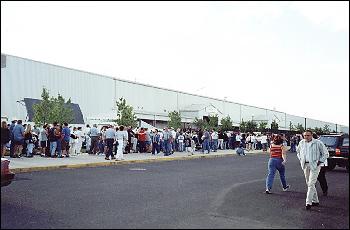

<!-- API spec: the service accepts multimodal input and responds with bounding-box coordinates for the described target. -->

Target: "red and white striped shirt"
[270,144,283,159]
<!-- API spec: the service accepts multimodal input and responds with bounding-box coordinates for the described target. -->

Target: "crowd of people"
[1,120,305,160]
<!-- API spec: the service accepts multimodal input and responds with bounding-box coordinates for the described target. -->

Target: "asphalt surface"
[1,152,349,229]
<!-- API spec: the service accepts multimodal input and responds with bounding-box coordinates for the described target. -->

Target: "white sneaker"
[283,185,290,191]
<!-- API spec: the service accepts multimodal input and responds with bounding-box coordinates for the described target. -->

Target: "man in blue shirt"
[12,120,24,158]
[62,122,71,157]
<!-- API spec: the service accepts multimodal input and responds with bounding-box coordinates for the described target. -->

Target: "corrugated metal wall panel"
[1,54,347,132]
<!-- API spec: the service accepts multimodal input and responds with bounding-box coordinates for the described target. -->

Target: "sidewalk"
[4,149,267,173]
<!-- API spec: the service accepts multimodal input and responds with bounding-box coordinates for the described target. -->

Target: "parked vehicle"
[319,134,349,172]
[1,158,15,187]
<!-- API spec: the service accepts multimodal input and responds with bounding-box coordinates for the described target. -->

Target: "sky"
[1,1,349,126]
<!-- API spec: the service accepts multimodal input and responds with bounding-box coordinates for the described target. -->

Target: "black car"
[319,134,349,172]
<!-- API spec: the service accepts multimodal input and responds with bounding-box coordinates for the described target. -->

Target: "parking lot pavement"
[2,153,348,229]
[5,149,267,173]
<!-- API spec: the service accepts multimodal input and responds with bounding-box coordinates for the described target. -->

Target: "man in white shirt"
[235,133,241,149]
[211,129,218,152]
[251,134,257,150]
[115,125,128,161]
[297,130,329,210]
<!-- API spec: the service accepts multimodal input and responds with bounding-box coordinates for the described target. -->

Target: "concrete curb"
[11,151,266,174]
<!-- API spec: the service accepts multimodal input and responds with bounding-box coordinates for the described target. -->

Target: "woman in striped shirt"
[265,134,290,194]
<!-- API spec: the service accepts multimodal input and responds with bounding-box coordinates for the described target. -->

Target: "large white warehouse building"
[1,54,348,133]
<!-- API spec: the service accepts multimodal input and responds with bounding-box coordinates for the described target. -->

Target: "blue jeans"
[163,140,171,156]
[202,139,210,153]
[26,143,34,157]
[152,142,160,154]
[56,140,62,157]
[290,143,296,152]
[178,142,184,152]
[266,158,287,191]
[212,139,218,152]
[105,138,114,158]
[50,141,57,156]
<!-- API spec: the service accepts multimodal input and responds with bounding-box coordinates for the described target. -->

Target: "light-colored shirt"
[163,131,172,140]
[105,128,116,139]
[251,136,256,142]
[116,130,128,141]
[297,138,329,170]
[171,130,176,140]
[40,129,48,141]
[305,141,312,163]
[88,127,99,137]
[211,132,218,140]
[76,130,83,142]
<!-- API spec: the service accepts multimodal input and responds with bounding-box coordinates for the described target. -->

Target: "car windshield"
[343,138,349,147]
[319,136,338,147]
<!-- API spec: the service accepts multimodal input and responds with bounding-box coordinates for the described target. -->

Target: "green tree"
[289,121,295,131]
[246,120,258,133]
[116,97,138,127]
[168,111,182,130]
[33,88,52,125]
[193,117,208,130]
[258,121,268,132]
[323,124,331,134]
[220,116,233,131]
[314,127,324,135]
[207,115,219,131]
[240,119,247,133]
[33,88,74,125]
[296,123,305,133]
[271,120,279,132]
[51,94,74,124]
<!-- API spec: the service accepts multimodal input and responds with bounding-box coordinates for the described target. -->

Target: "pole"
[304,118,307,130]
